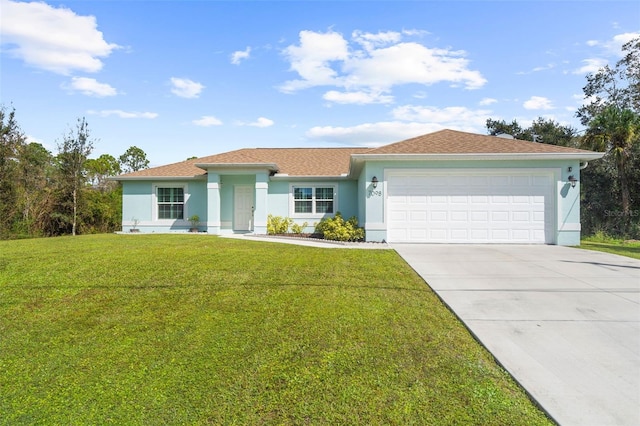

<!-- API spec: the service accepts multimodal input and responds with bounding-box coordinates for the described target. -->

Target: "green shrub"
[290,221,308,234]
[315,212,365,242]
[267,215,292,235]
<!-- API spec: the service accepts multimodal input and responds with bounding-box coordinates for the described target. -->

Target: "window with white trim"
[293,186,335,215]
[157,187,184,219]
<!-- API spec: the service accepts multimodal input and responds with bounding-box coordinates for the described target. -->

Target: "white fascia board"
[270,174,350,181]
[195,163,278,172]
[112,175,206,181]
[350,152,605,162]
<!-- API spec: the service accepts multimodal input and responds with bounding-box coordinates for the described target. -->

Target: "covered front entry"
[386,169,555,243]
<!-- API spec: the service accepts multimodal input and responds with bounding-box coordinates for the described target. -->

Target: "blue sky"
[1,0,638,167]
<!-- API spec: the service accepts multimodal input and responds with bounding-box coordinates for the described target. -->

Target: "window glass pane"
[158,188,169,202]
[173,188,184,203]
[295,200,312,213]
[316,201,333,213]
[294,187,312,200]
[158,204,170,219]
[172,204,184,219]
[315,187,333,200]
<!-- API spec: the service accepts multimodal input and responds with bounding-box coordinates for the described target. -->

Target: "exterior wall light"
[371,176,379,188]
[568,175,577,188]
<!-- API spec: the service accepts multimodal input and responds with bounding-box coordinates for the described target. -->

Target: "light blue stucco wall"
[121,179,207,233]
[266,180,358,233]
[358,158,584,245]
[122,181,152,228]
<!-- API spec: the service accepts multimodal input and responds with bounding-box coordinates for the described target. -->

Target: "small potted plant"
[130,217,140,233]
[188,214,200,232]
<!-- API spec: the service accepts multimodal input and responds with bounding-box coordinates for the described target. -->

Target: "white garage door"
[387,171,553,243]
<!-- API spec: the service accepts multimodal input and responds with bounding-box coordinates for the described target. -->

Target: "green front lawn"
[580,237,640,260]
[0,235,551,425]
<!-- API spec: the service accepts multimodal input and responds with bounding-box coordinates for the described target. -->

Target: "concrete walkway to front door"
[392,244,640,426]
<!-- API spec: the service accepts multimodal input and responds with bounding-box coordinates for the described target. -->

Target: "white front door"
[234,185,253,231]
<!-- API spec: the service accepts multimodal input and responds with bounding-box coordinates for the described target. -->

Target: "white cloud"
[306,121,444,146]
[322,90,394,105]
[523,96,554,110]
[306,104,492,146]
[352,30,402,51]
[192,116,223,127]
[170,77,204,98]
[392,105,491,130]
[343,42,486,90]
[237,117,274,128]
[279,29,486,96]
[573,58,608,75]
[250,117,274,127]
[88,110,158,119]
[516,63,555,75]
[0,0,119,75]
[587,32,640,56]
[64,77,117,97]
[479,97,497,106]
[231,47,251,65]
[575,32,640,76]
[280,30,350,93]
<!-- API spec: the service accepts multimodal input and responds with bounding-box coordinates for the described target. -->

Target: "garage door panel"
[451,229,469,239]
[471,229,489,239]
[490,229,509,240]
[429,229,447,240]
[470,211,489,222]
[430,210,447,221]
[410,211,427,221]
[387,172,553,244]
[451,211,468,221]
[512,211,531,222]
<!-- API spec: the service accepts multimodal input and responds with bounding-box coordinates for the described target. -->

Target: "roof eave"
[270,174,351,181]
[195,162,279,172]
[112,175,207,181]
[350,152,605,162]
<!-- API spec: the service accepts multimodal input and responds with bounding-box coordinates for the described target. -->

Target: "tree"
[119,146,149,173]
[0,105,26,237]
[485,118,529,139]
[486,117,578,146]
[55,117,95,236]
[577,36,640,124]
[576,36,640,237]
[16,142,54,236]
[583,106,639,218]
[85,154,121,190]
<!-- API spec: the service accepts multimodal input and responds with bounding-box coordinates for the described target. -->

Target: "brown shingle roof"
[117,129,601,179]
[366,129,596,154]
[118,147,369,178]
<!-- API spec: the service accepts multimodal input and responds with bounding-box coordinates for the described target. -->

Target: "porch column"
[207,172,221,235]
[254,173,268,234]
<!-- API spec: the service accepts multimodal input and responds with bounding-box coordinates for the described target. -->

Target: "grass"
[0,234,552,425]
[580,235,640,260]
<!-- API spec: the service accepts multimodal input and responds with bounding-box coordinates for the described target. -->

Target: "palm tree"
[583,106,640,218]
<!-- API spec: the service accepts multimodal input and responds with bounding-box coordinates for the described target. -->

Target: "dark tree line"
[0,108,149,239]
[487,37,640,238]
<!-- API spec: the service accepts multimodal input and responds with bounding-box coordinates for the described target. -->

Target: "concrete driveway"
[392,244,640,426]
